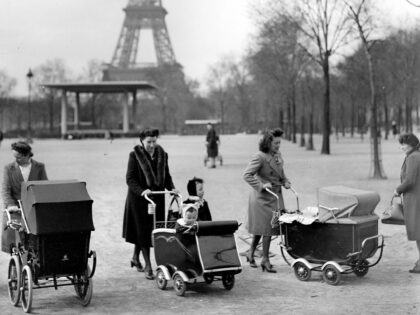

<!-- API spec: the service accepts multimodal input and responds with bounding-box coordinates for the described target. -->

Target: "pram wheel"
[353,260,369,277]
[322,264,341,286]
[21,265,33,313]
[203,274,214,284]
[293,262,311,281]
[156,269,168,290]
[173,274,187,296]
[7,255,22,306]
[222,274,235,290]
[74,266,93,306]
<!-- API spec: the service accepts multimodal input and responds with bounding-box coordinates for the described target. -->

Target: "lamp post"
[26,68,33,136]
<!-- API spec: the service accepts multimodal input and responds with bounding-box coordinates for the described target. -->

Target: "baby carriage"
[203,154,223,167]
[4,180,96,313]
[145,191,242,296]
[270,185,384,286]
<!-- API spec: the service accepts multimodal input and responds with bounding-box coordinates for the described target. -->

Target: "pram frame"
[4,202,96,313]
[146,191,241,296]
[267,187,385,286]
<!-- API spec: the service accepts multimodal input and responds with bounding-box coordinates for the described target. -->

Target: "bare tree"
[0,70,17,131]
[206,60,232,134]
[345,0,387,179]
[271,0,355,154]
[34,59,71,132]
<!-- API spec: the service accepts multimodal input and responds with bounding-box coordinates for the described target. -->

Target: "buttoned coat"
[1,160,48,252]
[396,150,420,240]
[243,151,290,236]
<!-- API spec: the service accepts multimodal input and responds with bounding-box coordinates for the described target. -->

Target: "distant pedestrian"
[392,121,398,138]
[0,130,3,148]
[205,123,220,168]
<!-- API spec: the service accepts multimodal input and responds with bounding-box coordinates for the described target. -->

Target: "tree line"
[0,1,419,162]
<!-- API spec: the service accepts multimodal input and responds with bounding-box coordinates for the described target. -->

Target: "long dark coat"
[122,145,175,247]
[396,149,420,240]
[206,129,219,158]
[243,151,290,236]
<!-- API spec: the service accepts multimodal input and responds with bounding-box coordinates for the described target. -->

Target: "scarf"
[133,144,167,189]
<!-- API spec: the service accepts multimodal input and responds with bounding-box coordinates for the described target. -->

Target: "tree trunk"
[364,44,386,179]
[350,96,355,137]
[321,56,331,154]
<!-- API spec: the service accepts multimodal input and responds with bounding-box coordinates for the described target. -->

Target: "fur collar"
[133,144,167,189]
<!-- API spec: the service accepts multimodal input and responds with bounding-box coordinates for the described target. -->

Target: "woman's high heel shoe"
[245,253,258,268]
[144,268,155,280]
[130,260,144,272]
[261,261,277,273]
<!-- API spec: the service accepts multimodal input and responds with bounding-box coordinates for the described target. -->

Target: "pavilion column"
[60,90,68,137]
[123,92,129,133]
[74,92,80,130]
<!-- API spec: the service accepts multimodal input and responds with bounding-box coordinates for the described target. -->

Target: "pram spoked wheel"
[322,264,341,286]
[7,255,21,306]
[293,262,311,281]
[222,274,235,290]
[353,259,369,277]
[156,269,168,290]
[21,265,33,313]
[73,266,93,306]
[173,274,187,296]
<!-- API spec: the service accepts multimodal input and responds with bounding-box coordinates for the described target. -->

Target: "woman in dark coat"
[122,128,178,279]
[243,128,291,273]
[206,123,220,168]
[394,133,420,274]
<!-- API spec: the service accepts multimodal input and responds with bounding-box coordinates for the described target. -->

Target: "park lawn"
[0,134,418,315]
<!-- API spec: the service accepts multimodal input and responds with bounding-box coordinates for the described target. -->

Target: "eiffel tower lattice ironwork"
[103,0,183,82]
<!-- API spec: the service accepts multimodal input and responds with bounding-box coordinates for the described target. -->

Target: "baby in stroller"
[183,177,212,221]
[175,204,198,234]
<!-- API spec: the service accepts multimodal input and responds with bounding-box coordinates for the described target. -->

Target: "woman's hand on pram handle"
[141,189,152,197]
[170,188,180,196]
[283,182,292,189]
[262,183,273,190]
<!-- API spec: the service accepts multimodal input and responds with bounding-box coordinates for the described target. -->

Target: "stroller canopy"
[21,180,94,235]
[317,185,380,222]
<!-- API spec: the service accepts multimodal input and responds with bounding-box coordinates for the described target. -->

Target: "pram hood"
[317,185,380,223]
[21,180,94,235]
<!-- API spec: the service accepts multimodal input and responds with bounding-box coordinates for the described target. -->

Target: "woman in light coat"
[394,133,420,274]
[243,128,291,273]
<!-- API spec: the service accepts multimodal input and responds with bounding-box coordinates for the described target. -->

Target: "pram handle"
[144,191,183,205]
[3,202,30,232]
[144,191,183,231]
[265,186,299,212]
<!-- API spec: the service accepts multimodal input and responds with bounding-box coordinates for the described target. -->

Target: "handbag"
[381,195,405,225]
[166,195,181,222]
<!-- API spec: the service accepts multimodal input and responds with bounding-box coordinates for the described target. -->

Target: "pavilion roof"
[41,81,158,93]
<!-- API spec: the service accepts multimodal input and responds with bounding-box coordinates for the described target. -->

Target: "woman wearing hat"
[394,133,420,274]
[1,141,48,253]
[122,128,178,279]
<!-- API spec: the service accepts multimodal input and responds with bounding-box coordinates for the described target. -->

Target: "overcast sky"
[0,0,419,96]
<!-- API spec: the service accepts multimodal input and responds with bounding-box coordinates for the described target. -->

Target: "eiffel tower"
[103,0,185,84]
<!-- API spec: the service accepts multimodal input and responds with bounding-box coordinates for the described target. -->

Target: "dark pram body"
[279,186,384,285]
[147,192,242,296]
[4,180,96,313]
